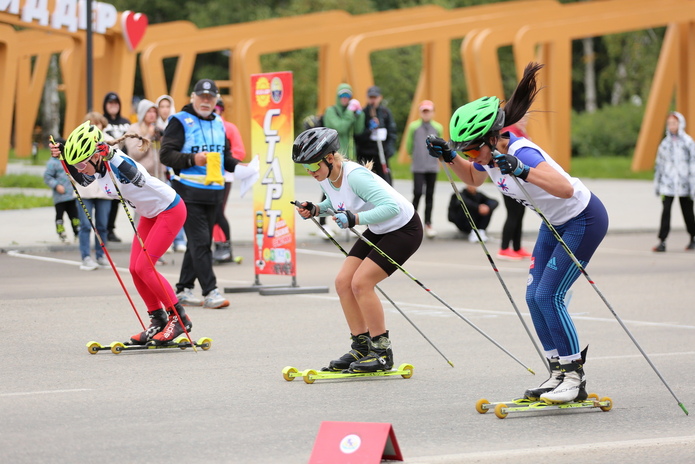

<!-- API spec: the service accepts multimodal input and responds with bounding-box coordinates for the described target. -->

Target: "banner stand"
[224,276,328,296]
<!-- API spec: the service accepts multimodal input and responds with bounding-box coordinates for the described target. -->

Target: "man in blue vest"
[160,79,238,309]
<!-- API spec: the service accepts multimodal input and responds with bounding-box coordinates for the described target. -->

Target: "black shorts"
[347,212,423,275]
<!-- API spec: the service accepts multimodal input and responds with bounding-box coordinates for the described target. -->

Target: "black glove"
[334,210,356,229]
[293,201,319,218]
[494,152,530,180]
[426,135,456,163]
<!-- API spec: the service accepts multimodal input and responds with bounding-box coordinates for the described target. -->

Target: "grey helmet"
[292,127,340,164]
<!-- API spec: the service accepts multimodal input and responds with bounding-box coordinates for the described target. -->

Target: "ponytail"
[502,62,544,129]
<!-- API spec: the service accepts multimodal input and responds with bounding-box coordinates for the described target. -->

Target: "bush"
[571,103,645,158]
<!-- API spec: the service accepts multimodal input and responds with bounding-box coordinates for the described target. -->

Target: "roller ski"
[476,393,613,419]
[282,363,414,384]
[86,336,213,354]
[283,331,413,383]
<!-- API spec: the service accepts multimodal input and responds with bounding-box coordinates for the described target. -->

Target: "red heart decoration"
[121,11,148,51]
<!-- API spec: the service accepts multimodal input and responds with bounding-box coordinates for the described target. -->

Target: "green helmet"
[449,96,505,144]
[64,121,103,165]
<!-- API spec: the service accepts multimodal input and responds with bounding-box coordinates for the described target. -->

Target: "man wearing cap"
[355,85,397,184]
[405,100,444,238]
[160,78,238,309]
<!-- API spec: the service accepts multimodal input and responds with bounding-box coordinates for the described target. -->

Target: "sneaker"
[497,248,523,261]
[686,239,695,251]
[58,232,68,243]
[96,256,110,269]
[80,256,98,271]
[174,243,187,253]
[479,230,488,242]
[652,241,666,252]
[467,231,478,243]
[176,288,203,306]
[425,224,437,239]
[515,247,532,258]
[203,288,229,309]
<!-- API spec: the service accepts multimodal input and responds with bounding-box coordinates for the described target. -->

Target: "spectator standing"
[125,99,165,180]
[354,86,397,184]
[157,95,186,253]
[43,144,80,242]
[212,98,246,263]
[155,95,175,132]
[102,92,131,243]
[498,113,532,260]
[652,111,695,252]
[405,100,444,238]
[447,184,499,242]
[160,79,238,309]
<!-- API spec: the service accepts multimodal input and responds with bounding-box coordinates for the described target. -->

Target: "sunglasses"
[302,160,323,172]
[454,140,486,159]
[75,157,98,171]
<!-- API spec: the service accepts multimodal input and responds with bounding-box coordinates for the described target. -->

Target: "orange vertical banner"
[250,72,296,276]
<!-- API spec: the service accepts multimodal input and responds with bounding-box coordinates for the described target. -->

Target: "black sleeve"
[223,137,238,172]
[159,118,196,171]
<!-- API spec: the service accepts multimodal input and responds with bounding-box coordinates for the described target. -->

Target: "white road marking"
[0,388,92,398]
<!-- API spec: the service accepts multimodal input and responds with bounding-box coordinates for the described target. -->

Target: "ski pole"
[51,136,145,330]
[103,157,196,350]
[441,162,549,374]
[511,175,688,415]
[292,201,454,367]
[326,209,535,375]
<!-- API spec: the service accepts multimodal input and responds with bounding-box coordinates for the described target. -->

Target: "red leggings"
[129,200,187,312]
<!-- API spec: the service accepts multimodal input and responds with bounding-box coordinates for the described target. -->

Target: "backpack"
[302,114,323,131]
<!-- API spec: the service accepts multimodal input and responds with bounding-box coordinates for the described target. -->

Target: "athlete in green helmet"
[427,62,610,405]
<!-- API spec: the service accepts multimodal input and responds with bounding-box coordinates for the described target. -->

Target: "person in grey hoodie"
[43,144,80,242]
[653,111,695,252]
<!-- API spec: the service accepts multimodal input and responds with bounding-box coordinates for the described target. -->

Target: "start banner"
[250,71,296,277]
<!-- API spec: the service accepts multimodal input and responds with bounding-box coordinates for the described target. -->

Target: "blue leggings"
[526,194,609,357]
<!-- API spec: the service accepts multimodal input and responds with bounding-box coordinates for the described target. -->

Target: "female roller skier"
[293,127,423,373]
[427,62,609,404]
[54,121,191,345]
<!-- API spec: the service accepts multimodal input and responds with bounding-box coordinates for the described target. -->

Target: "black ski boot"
[129,308,168,345]
[348,332,394,373]
[524,357,564,400]
[150,304,193,344]
[322,333,370,372]
[540,346,589,404]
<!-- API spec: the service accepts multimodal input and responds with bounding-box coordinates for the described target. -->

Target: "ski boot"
[322,333,370,372]
[524,357,563,400]
[348,332,394,373]
[540,346,589,404]
[150,304,193,344]
[129,309,168,345]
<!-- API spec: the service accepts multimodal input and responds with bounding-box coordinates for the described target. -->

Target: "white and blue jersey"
[476,134,591,225]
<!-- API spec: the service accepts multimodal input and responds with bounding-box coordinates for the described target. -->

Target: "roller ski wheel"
[85,337,212,354]
[483,393,612,419]
[282,363,414,384]
[475,397,536,414]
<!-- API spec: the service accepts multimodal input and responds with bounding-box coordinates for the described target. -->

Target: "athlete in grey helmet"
[292,127,424,373]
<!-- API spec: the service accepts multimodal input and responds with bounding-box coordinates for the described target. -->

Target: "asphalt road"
[1,231,694,463]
